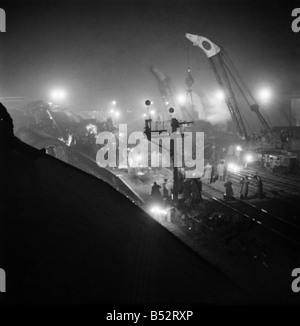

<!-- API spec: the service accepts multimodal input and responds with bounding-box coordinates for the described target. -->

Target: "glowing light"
[177,94,186,105]
[245,154,253,162]
[143,113,147,118]
[112,100,116,105]
[236,145,242,151]
[114,111,121,118]
[110,109,114,114]
[150,205,168,216]
[227,162,242,173]
[165,101,169,105]
[150,110,156,115]
[257,87,272,103]
[50,89,67,101]
[215,90,225,100]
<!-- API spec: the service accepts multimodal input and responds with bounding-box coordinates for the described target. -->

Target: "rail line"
[231,170,300,196]
[200,183,300,247]
[227,171,298,197]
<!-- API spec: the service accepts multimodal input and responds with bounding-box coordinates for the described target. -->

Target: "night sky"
[0,0,299,130]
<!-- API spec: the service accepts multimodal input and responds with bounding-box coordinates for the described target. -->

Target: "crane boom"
[221,58,271,131]
[186,33,250,139]
[185,33,281,147]
[211,54,249,139]
[149,65,176,120]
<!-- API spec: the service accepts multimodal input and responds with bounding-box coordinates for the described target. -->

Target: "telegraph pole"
[169,107,194,205]
[144,100,168,167]
[143,104,193,206]
[171,113,179,204]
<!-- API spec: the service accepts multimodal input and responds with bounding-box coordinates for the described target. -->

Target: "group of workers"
[151,177,203,208]
[224,172,264,200]
[150,179,170,205]
[203,160,227,184]
[150,159,264,206]
[203,159,264,200]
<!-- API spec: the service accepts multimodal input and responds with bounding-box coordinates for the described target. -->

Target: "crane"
[149,65,177,121]
[185,33,283,148]
[150,65,196,121]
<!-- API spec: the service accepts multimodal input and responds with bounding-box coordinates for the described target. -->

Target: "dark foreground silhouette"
[0,103,252,305]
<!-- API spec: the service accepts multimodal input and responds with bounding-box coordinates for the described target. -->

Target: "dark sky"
[0,0,299,129]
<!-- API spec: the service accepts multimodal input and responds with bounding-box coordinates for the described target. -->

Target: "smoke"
[191,91,231,125]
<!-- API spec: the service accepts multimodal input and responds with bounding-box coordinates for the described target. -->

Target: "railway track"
[252,169,300,193]
[227,171,299,198]
[200,183,300,247]
[224,168,300,226]
[207,159,300,197]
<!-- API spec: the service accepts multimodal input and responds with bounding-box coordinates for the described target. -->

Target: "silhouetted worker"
[162,179,169,205]
[217,160,226,182]
[210,165,215,183]
[182,179,191,201]
[151,182,162,202]
[196,178,202,199]
[204,162,212,184]
[240,176,250,200]
[177,170,184,194]
[162,179,169,198]
[253,172,263,199]
[190,178,202,205]
[224,177,234,200]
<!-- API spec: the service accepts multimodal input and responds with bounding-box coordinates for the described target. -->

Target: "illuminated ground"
[107,167,300,304]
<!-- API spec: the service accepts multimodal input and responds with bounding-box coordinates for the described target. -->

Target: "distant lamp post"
[177,94,186,106]
[114,111,121,119]
[257,87,272,104]
[244,153,253,168]
[236,145,242,151]
[215,90,225,101]
[145,100,152,118]
[50,89,67,103]
[245,154,253,162]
